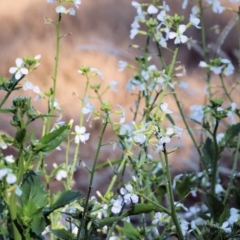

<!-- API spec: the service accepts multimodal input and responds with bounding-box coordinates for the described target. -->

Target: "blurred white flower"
[118,61,128,72]
[0,168,17,184]
[9,58,29,80]
[5,155,14,164]
[147,5,158,14]
[169,25,188,44]
[120,184,139,204]
[82,102,94,122]
[111,195,124,214]
[74,126,90,144]
[109,81,118,92]
[161,102,173,114]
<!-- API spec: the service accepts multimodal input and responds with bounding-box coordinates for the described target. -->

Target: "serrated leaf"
[219,205,230,225]
[202,137,215,170]
[50,227,75,240]
[43,190,82,217]
[206,193,224,222]
[19,171,48,208]
[176,175,192,200]
[32,125,69,152]
[123,221,141,240]
[225,123,240,143]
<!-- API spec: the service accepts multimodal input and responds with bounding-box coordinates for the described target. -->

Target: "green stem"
[67,75,90,189]
[163,145,184,240]
[154,47,179,116]
[210,119,220,197]
[172,91,202,157]
[77,118,108,240]
[219,74,233,102]
[199,0,212,98]
[224,133,240,204]
[46,14,62,133]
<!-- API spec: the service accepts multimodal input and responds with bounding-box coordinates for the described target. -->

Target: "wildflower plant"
[0,0,240,239]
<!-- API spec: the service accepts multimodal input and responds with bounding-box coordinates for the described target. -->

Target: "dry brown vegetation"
[0,0,239,192]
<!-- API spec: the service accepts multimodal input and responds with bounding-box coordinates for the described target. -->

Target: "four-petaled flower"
[111,195,124,214]
[74,126,90,144]
[120,184,139,204]
[9,58,29,80]
[161,102,173,114]
[169,25,188,44]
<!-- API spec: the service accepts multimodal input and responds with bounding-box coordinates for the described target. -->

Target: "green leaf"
[225,123,240,143]
[202,137,215,171]
[219,205,230,225]
[50,227,75,240]
[32,125,70,152]
[43,190,82,217]
[19,171,48,208]
[123,221,141,240]
[176,175,192,200]
[206,193,224,222]
[166,113,175,125]
[14,128,26,144]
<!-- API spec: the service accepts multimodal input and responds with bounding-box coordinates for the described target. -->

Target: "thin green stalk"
[0,77,23,109]
[210,120,220,197]
[224,133,240,204]
[154,46,179,116]
[67,75,90,189]
[46,14,61,134]
[199,0,212,98]
[172,91,202,157]
[140,194,171,215]
[104,142,133,198]
[77,118,108,240]
[163,145,184,240]
[219,74,233,102]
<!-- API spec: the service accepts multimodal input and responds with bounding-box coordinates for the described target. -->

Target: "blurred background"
[0,0,239,192]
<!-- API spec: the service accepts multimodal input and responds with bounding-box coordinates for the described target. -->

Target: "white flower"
[133,133,146,144]
[152,212,169,225]
[90,68,104,80]
[190,14,201,28]
[73,0,81,8]
[160,102,173,114]
[120,184,139,204]
[199,61,208,68]
[0,168,17,184]
[206,0,225,14]
[15,185,22,196]
[47,0,56,2]
[9,58,29,80]
[221,59,234,76]
[221,221,231,233]
[190,105,204,121]
[5,155,14,164]
[69,8,76,16]
[109,81,118,92]
[227,102,236,124]
[111,195,124,214]
[118,61,128,72]
[216,133,225,143]
[74,126,90,144]
[169,25,188,44]
[228,208,239,224]
[56,5,66,14]
[180,219,189,236]
[182,0,188,9]
[130,29,138,39]
[0,137,7,149]
[55,169,67,181]
[116,104,125,124]
[147,5,158,14]
[82,102,94,122]
[23,80,41,94]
